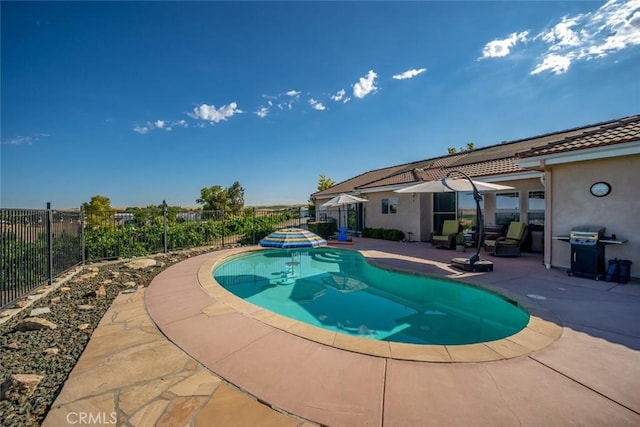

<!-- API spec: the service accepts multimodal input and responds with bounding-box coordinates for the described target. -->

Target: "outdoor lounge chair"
[431,220,460,249]
[484,221,527,257]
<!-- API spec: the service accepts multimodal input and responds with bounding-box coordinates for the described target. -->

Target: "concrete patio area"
[45,238,640,426]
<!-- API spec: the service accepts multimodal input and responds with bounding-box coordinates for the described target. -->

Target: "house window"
[433,192,456,233]
[381,197,398,214]
[495,192,520,225]
[457,191,484,232]
[527,190,545,226]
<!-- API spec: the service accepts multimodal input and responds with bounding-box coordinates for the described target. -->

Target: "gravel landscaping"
[0,247,215,427]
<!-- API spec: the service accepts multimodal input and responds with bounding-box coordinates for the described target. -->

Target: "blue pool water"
[213,248,530,345]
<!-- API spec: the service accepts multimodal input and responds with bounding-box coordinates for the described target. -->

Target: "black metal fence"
[1,204,83,308]
[1,203,306,308]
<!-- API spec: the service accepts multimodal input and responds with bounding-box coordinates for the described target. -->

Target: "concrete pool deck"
[44,238,640,426]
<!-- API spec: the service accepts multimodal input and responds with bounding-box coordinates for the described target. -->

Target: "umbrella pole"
[445,170,493,272]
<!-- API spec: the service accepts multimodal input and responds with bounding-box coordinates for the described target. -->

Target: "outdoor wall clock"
[590,181,611,197]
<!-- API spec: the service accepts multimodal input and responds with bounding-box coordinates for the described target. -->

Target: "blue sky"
[2,1,639,209]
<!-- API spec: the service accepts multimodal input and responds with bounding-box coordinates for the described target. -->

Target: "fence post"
[252,208,256,245]
[163,200,168,253]
[80,205,85,267]
[221,208,225,248]
[46,202,53,285]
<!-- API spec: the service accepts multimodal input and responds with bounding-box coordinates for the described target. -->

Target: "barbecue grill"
[568,225,606,279]
[553,225,628,280]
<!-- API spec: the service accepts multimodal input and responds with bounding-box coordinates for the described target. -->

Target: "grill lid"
[570,225,606,235]
[570,225,605,245]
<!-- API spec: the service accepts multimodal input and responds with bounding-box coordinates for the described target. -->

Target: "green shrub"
[383,229,405,241]
[362,227,404,241]
[362,227,384,239]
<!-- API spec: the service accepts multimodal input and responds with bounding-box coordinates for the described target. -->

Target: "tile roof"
[515,115,640,159]
[312,114,640,197]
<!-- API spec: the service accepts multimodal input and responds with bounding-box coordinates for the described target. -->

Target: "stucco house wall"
[364,191,425,239]
[548,154,640,276]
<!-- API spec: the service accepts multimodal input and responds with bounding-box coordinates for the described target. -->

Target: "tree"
[447,142,475,155]
[82,195,115,230]
[227,181,245,215]
[197,185,226,211]
[196,182,245,214]
[317,174,336,191]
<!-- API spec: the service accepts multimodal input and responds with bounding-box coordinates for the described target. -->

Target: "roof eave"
[515,139,640,168]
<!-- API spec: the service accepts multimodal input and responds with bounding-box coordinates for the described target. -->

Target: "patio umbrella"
[395,172,512,271]
[320,193,368,207]
[395,179,514,193]
[320,193,368,229]
[259,227,327,249]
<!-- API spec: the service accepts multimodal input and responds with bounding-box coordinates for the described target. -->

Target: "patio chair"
[484,221,527,257]
[430,220,460,249]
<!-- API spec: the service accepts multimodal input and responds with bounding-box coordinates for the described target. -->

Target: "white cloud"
[530,0,640,75]
[330,88,350,103]
[479,0,639,75]
[540,16,584,50]
[530,53,574,75]
[579,0,640,57]
[189,102,243,123]
[255,107,269,118]
[173,119,188,128]
[133,125,149,134]
[480,31,530,59]
[353,70,379,99]
[392,68,427,80]
[286,90,301,97]
[278,100,295,110]
[154,120,173,131]
[309,98,326,110]
[1,133,49,145]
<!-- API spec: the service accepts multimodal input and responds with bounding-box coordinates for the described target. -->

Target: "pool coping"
[198,246,563,363]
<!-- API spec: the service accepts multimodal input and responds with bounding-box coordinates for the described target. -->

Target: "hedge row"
[361,227,405,241]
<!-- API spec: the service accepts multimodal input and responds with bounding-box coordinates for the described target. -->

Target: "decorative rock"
[35,288,47,294]
[0,310,11,318]
[5,342,19,350]
[15,317,58,331]
[79,271,98,281]
[60,287,71,292]
[1,374,44,401]
[110,271,121,278]
[77,323,90,330]
[102,279,114,285]
[29,307,51,317]
[123,281,137,287]
[50,297,61,304]
[84,285,106,298]
[121,288,137,294]
[125,259,157,270]
[43,347,59,357]
[14,300,28,309]
[78,304,95,311]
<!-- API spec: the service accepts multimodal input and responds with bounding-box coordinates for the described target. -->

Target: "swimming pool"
[213,248,530,345]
